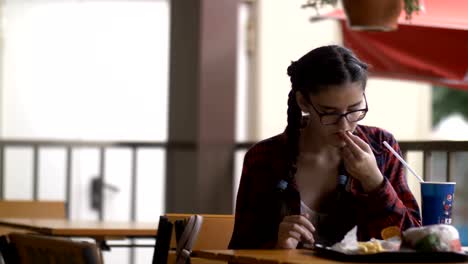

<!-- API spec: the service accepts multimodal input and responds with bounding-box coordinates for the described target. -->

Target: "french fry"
[357,240,386,254]
[357,244,368,253]
[375,241,384,252]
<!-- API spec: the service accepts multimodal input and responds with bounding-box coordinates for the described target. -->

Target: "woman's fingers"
[346,131,371,152]
[283,215,316,234]
[342,132,362,158]
[277,215,315,248]
[342,131,373,160]
[340,131,384,192]
[280,223,312,243]
[276,237,300,249]
[278,222,301,239]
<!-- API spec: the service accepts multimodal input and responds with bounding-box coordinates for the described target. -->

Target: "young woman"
[228,45,421,249]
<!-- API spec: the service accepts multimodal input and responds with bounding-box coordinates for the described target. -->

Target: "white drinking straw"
[383,141,424,182]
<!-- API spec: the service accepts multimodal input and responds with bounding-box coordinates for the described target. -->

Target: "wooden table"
[0,218,157,239]
[0,218,158,249]
[193,249,340,264]
[193,249,468,264]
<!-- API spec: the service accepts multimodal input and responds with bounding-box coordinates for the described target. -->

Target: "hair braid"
[285,89,302,182]
[276,88,302,217]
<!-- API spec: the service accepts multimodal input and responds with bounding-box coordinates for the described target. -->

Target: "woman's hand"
[276,214,315,249]
[341,131,384,192]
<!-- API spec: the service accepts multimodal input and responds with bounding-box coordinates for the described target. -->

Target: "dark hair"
[285,45,368,183]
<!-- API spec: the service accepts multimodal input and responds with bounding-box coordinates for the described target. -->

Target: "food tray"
[312,244,468,263]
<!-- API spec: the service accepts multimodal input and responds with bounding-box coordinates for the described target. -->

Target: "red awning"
[326,0,468,90]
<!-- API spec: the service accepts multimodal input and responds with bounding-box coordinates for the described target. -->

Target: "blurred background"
[0,0,467,263]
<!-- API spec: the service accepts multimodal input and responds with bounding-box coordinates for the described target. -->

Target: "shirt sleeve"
[228,148,279,249]
[355,133,422,240]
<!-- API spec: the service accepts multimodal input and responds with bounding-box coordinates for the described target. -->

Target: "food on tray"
[325,225,464,256]
[381,226,401,240]
[402,224,462,252]
[332,238,401,254]
[330,226,401,254]
[357,240,385,254]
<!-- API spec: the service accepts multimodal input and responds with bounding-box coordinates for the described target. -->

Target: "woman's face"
[300,81,367,148]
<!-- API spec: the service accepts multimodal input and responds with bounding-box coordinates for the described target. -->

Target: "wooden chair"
[0,200,66,236]
[152,215,173,264]
[174,215,203,264]
[152,214,204,264]
[3,232,102,264]
[166,214,234,250]
[162,214,234,264]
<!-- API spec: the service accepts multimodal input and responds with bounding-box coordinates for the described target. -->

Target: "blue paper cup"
[421,182,456,226]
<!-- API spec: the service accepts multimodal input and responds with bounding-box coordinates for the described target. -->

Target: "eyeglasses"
[308,94,368,125]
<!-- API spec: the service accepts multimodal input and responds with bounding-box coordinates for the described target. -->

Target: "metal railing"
[0,139,199,218]
[1,139,467,216]
[400,141,468,182]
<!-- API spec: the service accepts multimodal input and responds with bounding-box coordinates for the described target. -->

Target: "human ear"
[295,91,309,114]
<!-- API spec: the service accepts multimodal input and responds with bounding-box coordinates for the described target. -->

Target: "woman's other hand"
[341,131,384,192]
[276,214,315,249]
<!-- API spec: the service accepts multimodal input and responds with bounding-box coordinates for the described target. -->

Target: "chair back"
[0,200,66,219]
[6,233,102,264]
[166,214,234,250]
[152,215,173,264]
[152,214,233,264]
[174,215,203,264]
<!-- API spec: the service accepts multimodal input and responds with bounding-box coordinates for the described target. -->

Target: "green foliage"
[432,86,468,127]
[403,0,421,19]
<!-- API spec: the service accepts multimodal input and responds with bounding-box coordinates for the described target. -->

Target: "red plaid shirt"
[229,125,421,249]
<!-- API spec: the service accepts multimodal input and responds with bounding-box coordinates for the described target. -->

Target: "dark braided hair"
[285,45,368,185]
